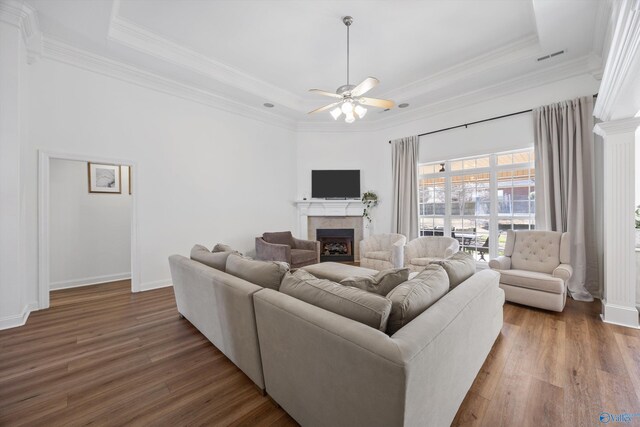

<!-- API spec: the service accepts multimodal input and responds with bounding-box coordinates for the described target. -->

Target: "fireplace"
[316,228,355,262]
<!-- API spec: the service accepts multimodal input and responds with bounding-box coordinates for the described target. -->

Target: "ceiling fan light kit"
[308,16,394,123]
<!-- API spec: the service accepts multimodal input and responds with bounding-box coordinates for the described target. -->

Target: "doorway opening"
[38,151,138,310]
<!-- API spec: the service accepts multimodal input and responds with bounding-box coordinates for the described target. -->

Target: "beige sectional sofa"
[168,254,267,390]
[169,245,505,426]
[254,269,503,427]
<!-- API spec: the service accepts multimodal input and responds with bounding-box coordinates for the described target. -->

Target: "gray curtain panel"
[533,96,598,301]
[391,135,419,240]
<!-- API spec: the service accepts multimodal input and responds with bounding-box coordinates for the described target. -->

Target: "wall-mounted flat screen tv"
[311,170,360,199]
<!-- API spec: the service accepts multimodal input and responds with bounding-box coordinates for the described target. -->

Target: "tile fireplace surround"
[295,200,370,261]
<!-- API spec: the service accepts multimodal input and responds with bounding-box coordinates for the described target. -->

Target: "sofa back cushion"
[510,230,562,274]
[340,268,410,296]
[386,264,449,335]
[430,252,476,289]
[190,244,231,272]
[262,231,294,248]
[280,270,392,331]
[212,243,243,255]
[225,254,289,290]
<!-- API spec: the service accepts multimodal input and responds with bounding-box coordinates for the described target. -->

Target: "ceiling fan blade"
[351,77,379,97]
[309,89,342,99]
[359,97,395,109]
[308,101,342,115]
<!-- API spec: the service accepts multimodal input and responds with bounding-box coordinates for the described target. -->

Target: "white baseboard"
[138,279,173,292]
[50,272,132,290]
[0,301,38,330]
[601,300,640,329]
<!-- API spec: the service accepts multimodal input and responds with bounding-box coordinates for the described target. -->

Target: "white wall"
[296,73,601,235]
[21,57,298,303]
[49,159,132,290]
[0,11,36,329]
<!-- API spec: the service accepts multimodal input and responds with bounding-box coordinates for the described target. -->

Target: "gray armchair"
[256,231,320,269]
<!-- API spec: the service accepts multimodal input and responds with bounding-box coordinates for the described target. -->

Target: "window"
[418,148,535,262]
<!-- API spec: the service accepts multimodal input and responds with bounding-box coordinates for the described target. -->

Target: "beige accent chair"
[404,236,460,272]
[359,233,406,270]
[489,230,572,312]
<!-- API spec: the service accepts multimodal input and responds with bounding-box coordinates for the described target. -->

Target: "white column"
[595,118,640,329]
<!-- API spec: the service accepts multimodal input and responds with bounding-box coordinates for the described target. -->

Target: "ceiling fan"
[308,16,395,123]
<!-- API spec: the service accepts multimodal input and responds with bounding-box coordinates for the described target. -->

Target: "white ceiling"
[28,0,608,125]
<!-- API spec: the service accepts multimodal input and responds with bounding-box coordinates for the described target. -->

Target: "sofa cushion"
[291,249,317,265]
[190,244,230,272]
[386,265,449,335]
[212,243,243,256]
[410,256,444,266]
[363,251,391,261]
[301,262,379,283]
[263,231,295,248]
[340,268,410,296]
[280,270,392,331]
[225,254,289,290]
[496,269,565,294]
[430,252,476,289]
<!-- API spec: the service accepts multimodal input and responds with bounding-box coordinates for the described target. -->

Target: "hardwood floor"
[0,281,296,426]
[1,281,638,426]
[452,298,640,427]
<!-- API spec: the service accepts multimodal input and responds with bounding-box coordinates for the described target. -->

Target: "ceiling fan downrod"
[344,16,352,88]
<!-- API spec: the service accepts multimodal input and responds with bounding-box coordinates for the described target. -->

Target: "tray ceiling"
[27,0,608,126]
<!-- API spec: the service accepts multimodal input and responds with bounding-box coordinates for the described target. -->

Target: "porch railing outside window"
[418,148,535,262]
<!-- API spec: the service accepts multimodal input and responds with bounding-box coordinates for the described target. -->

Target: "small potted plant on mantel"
[362,191,378,228]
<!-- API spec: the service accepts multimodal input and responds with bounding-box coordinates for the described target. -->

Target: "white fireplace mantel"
[294,199,371,241]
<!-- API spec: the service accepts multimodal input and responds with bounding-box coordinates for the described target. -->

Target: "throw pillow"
[430,252,476,289]
[212,243,243,255]
[280,270,392,331]
[225,253,289,290]
[386,264,449,335]
[340,268,410,296]
[190,244,230,272]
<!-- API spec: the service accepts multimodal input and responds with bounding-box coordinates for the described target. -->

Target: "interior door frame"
[38,150,139,309]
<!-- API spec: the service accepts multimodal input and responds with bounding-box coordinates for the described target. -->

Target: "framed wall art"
[88,163,122,194]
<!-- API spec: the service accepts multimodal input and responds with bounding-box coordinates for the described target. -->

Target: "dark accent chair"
[255,231,320,268]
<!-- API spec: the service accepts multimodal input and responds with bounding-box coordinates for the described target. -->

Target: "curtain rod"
[387,94,598,143]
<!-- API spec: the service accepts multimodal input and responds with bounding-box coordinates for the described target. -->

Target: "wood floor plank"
[479,356,533,427]
[451,390,490,427]
[2,281,640,426]
[529,315,566,387]
[588,315,629,377]
[614,332,640,403]
[563,308,603,427]
[522,377,564,427]
[468,322,520,400]
[595,368,640,427]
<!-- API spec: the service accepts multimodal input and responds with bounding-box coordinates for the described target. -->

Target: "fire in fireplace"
[316,228,355,262]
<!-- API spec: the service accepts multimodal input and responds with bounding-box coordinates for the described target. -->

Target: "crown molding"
[594,0,640,120]
[41,37,297,131]
[0,0,41,63]
[379,35,542,102]
[297,54,600,134]
[107,0,303,112]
